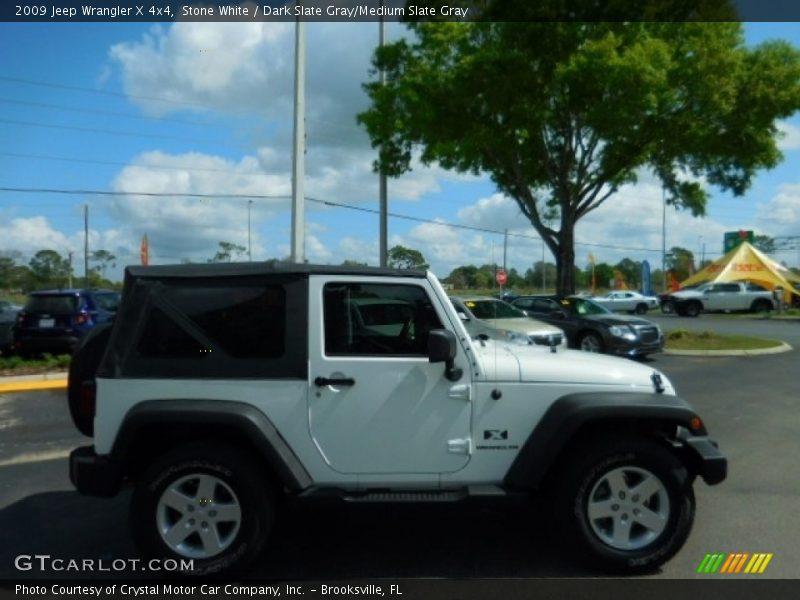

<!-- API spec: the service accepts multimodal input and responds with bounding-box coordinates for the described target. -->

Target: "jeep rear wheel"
[131,443,274,577]
[555,438,695,573]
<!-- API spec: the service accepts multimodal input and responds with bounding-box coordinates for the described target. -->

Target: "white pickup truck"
[668,282,775,317]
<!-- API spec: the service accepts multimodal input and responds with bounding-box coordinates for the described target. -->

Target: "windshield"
[564,297,612,316]
[464,299,526,319]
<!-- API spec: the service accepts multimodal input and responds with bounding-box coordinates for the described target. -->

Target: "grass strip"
[665,329,783,351]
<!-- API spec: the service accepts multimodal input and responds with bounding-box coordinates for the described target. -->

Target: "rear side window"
[106,274,308,380]
[137,307,206,358]
[746,284,768,292]
[137,286,286,359]
[25,295,79,313]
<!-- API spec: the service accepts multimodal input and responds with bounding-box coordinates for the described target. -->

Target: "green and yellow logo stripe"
[697,552,773,574]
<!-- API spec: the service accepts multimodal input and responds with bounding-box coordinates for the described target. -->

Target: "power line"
[0,118,234,147]
[0,151,270,177]
[0,186,290,201]
[0,75,218,111]
[0,97,225,129]
[0,184,664,254]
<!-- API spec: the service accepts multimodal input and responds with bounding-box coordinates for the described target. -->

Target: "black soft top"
[125,262,428,281]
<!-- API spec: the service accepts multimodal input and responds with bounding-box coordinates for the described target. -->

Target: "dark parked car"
[0,299,23,354]
[13,289,120,355]
[511,294,664,358]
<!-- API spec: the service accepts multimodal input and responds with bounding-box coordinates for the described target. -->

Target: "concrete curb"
[0,371,68,394]
[664,342,793,357]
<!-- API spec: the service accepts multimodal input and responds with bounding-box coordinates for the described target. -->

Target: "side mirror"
[457,311,469,321]
[427,329,463,382]
[550,309,566,319]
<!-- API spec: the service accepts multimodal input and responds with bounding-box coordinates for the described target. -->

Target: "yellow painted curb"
[0,379,67,393]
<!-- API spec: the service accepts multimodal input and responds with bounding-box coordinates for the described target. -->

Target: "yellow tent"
[681,241,800,304]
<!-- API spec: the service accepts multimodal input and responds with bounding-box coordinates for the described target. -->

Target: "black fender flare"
[111,399,312,491]
[504,392,707,490]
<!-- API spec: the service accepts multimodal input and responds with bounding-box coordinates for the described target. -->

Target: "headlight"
[609,325,637,340]
[505,331,529,345]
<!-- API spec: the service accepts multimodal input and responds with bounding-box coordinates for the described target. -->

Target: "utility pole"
[290,16,306,264]
[378,2,388,267]
[541,242,546,292]
[68,251,73,288]
[501,229,508,293]
[84,204,89,288]
[661,187,667,291]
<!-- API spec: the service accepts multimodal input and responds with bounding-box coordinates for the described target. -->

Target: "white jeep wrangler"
[68,263,726,576]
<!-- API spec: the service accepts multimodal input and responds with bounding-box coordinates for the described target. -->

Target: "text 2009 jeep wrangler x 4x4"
[68,263,726,576]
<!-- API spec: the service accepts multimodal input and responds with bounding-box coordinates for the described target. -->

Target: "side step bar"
[299,485,507,503]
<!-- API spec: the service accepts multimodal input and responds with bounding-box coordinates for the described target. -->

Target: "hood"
[671,289,703,299]
[483,317,564,337]
[585,314,658,328]
[473,339,674,394]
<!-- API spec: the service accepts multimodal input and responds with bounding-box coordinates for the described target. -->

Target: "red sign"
[496,269,507,286]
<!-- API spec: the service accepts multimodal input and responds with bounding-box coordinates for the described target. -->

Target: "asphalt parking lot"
[0,314,798,584]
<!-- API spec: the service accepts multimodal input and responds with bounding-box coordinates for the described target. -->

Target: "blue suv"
[13,289,120,355]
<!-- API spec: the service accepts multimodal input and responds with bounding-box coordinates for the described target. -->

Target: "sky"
[1,20,800,284]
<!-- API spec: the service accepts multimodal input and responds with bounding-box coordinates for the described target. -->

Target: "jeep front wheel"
[131,443,274,576]
[555,438,695,573]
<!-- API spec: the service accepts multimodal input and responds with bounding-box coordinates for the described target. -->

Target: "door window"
[323,283,443,356]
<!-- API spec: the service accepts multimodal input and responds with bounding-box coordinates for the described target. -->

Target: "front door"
[307,277,472,475]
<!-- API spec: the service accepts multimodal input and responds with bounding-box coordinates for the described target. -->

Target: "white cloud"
[755,184,800,236]
[456,193,523,231]
[0,217,74,258]
[777,121,800,151]
[109,23,291,116]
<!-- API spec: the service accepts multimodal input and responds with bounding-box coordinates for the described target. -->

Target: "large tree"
[359,13,800,294]
[388,245,429,269]
[29,250,71,289]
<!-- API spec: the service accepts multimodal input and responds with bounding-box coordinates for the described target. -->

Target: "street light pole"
[290,16,306,264]
[697,235,703,272]
[378,2,388,267]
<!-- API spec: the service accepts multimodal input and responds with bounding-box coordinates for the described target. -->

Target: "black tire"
[554,437,695,574]
[67,324,112,437]
[684,301,701,318]
[660,300,674,315]
[578,331,604,353]
[634,304,648,315]
[131,443,274,577]
[750,299,772,313]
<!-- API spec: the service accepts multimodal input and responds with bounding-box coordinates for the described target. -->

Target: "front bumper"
[677,430,728,485]
[69,446,122,498]
[609,338,664,358]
